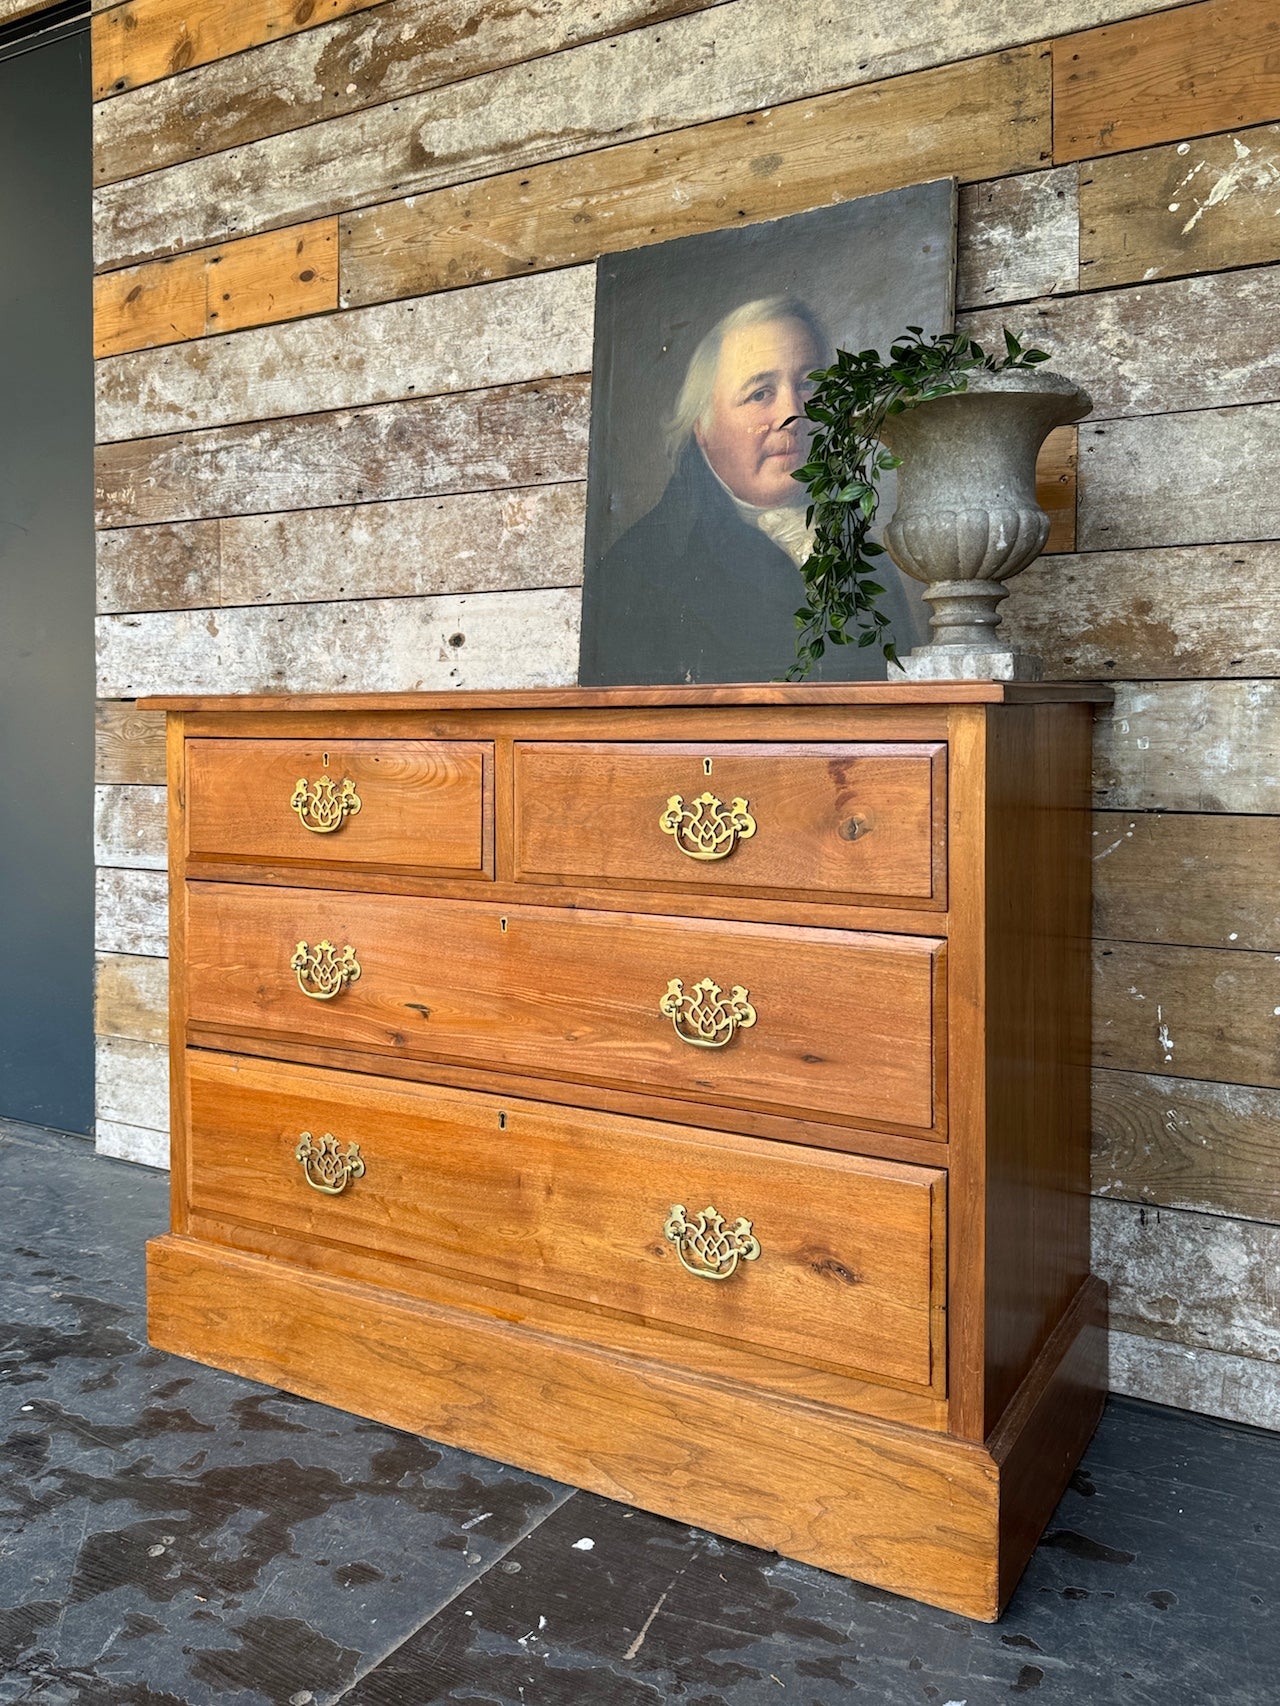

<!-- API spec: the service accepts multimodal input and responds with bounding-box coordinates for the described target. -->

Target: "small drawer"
[185,739,491,876]
[185,885,944,1135]
[513,742,945,905]
[186,1052,946,1393]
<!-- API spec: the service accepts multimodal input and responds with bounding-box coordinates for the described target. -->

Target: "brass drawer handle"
[664,1204,761,1280]
[660,977,756,1048]
[295,1132,366,1195]
[290,939,361,1000]
[659,791,756,861]
[290,774,361,834]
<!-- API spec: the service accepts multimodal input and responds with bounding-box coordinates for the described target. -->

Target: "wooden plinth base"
[147,1237,1106,1621]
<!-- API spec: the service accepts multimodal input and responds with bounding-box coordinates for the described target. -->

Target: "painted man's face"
[694,316,821,508]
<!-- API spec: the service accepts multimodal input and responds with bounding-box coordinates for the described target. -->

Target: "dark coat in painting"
[577,442,920,686]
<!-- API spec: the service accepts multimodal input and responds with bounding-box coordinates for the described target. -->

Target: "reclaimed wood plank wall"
[91,0,1280,1428]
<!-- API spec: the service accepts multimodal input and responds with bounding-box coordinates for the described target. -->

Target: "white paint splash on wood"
[1179,135,1280,235]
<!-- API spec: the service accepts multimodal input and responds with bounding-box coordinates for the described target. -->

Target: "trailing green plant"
[786,326,1050,680]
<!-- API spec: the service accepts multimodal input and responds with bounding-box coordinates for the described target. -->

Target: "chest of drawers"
[144,682,1108,1620]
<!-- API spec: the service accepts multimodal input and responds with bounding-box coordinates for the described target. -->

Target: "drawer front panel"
[513,741,945,904]
[187,1051,945,1391]
[185,885,943,1133]
[186,739,491,874]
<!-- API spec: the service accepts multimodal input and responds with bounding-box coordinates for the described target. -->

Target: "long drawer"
[185,738,492,875]
[185,884,944,1133]
[186,1051,946,1392]
[513,741,946,905]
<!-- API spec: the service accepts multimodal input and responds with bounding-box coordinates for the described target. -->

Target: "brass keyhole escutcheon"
[663,1204,760,1280]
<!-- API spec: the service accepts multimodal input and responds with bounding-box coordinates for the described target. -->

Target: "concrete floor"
[1,1114,1276,1705]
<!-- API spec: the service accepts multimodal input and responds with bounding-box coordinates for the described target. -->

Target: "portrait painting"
[577,180,958,686]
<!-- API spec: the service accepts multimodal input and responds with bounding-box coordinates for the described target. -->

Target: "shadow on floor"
[0,1118,1274,1705]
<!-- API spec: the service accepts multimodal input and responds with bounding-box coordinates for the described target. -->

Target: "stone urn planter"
[878,368,1092,681]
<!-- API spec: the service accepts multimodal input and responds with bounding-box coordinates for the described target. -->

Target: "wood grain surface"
[1005,543,1280,680]
[96,951,169,1045]
[1094,683,1280,814]
[955,165,1078,309]
[95,266,593,442]
[1053,0,1280,163]
[97,485,584,615]
[93,0,721,180]
[1093,1067,1280,1224]
[93,0,1174,270]
[1110,1327,1280,1431]
[96,1033,168,1132]
[1092,811,1280,950]
[1080,121,1280,290]
[185,737,491,874]
[967,267,1280,422]
[97,587,582,698]
[341,48,1052,307]
[1093,939,1280,1088]
[1094,1195,1280,1363]
[95,702,166,784]
[95,375,590,527]
[94,783,166,870]
[1078,403,1280,551]
[93,219,339,359]
[185,1051,946,1391]
[91,0,389,98]
[96,867,168,958]
[183,883,945,1132]
[512,741,945,906]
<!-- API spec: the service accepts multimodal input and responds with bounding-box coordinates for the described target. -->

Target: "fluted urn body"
[878,368,1092,680]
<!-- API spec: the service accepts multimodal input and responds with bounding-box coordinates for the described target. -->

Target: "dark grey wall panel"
[0,24,94,1133]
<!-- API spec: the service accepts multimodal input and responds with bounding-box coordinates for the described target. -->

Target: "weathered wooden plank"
[1080,122,1280,291]
[98,519,221,615]
[96,951,169,1046]
[95,700,166,784]
[95,1117,169,1168]
[955,165,1077,309]
[93,0,1186,270]
[94,0,720,183]
[341,48,1053,308]
[95,375,590,528]
[98,484,584,614]
[97,585,581,697]
[1093,811,1280,951]
[91,0,388,99]
[96,266,594,441]
[1093,1068,1280,1224]
[967,267,1280,422]
[1093,939,1280,1089]
[1003,542,1280,679]
[1108,1329,1280,1429]
[94,784,166,870]
[1094,683,1280,815]
[1093,1196,1280,1363]
[1054,0,1280,164]
[1036,425,1076,556]
[218,484,584,608]
[1078,403,1280,551]
[95,867,168,957]
[96,1034,169,1134]
[94,219,339,359]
